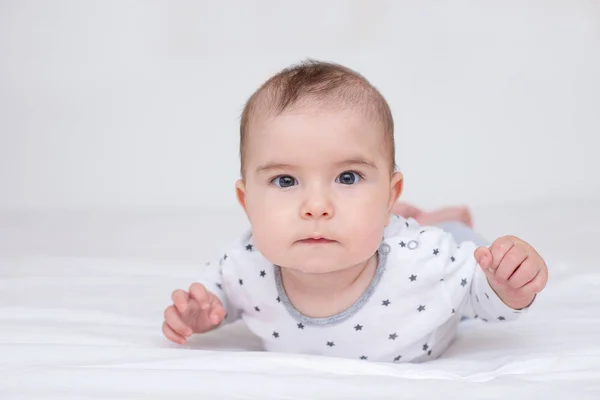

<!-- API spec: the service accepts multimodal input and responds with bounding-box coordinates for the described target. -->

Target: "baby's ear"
[387,172,404,213]
[235,179,248,214]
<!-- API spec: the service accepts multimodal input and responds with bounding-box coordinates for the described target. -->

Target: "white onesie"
[198,216,526,363]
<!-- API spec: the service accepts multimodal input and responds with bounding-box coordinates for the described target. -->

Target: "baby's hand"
[162,283,226,345]
[474,236,548,310]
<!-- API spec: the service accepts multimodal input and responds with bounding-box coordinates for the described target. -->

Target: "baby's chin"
[281,262,349,275]
[277,253,370,275]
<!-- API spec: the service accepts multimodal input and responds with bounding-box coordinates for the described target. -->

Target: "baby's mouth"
[297,237,337,244]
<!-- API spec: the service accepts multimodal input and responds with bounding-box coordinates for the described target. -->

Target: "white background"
[1,0,599,212]
[2,6,600,397]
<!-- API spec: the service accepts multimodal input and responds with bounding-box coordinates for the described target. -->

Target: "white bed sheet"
[1,200,599,399]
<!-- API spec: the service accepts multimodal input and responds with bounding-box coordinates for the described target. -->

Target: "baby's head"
[235,60,403,273]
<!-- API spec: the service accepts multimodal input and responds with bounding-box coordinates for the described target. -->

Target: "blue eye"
[272,175,297,188]
[336,171,362,185]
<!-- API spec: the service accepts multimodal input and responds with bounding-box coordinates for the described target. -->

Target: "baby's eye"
[272,175,297,188]
[336,171,362,185]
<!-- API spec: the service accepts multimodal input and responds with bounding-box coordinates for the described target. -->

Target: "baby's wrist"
[497,290,535,310]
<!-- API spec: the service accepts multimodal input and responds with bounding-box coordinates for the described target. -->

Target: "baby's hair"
[239,59,395,176]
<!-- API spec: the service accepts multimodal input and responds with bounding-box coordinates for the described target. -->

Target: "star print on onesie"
[197,216,529,363]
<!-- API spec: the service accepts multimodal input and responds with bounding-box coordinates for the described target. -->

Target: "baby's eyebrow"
[255,162,294,174]
[256,158,378,174]
[335,157,378,169]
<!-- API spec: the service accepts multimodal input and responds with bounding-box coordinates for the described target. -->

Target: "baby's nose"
[303,209,331,219]
[300,192,334,219]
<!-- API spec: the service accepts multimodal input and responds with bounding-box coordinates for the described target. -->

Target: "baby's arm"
[428,229,546,321]
[162,257,238,345]
[449,244,526,322]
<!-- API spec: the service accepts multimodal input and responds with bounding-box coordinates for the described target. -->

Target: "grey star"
[485,293,490,299]
[360,356,368,360]
[327,341,335,347]
[498,316,506,321]
[272,331,279,338]
[254,306,260,312]
[399,241,406,248]
[460,278,467,287]
[216,283,222,289]
[259,270,266,278]
[382,299,391,306]
[417,305,426,312]
[433,248,440,256]
[239,278,243,285]
[245,244,253,251]
[450,256,456,262]
[423,343,429,351]
[354,324,363,331]
[409,274,417,282]
[393,355,402,362]
[297,323,304,329]
[276,296,281,303]
[389,333,398,340]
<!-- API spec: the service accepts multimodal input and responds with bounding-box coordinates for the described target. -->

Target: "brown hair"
[239,59,395,176]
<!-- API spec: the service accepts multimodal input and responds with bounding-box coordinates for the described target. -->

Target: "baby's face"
[237,106,402,274]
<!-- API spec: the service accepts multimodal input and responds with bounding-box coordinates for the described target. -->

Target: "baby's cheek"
[251,220,290,262]
[343,215,386,256]
[252,230,280,265]
[247,197,290,231]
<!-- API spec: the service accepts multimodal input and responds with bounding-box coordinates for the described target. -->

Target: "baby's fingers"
[474,247,493,271]
[496,246,528,282]
[188,283,211,310]
[507,257,539,289]
[208,296,226,325]
[171,289,189,313]
[162,321,186,345]
[520,265,548,295]
[164,305,193,337]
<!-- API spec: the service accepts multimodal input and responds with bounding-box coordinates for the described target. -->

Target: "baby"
[162,60,548,363]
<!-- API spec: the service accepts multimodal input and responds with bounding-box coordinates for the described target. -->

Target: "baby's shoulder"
[382,215,477,264]
[384,215,452,248]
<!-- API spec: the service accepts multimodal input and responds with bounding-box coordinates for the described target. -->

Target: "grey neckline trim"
[273,242,391,327]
